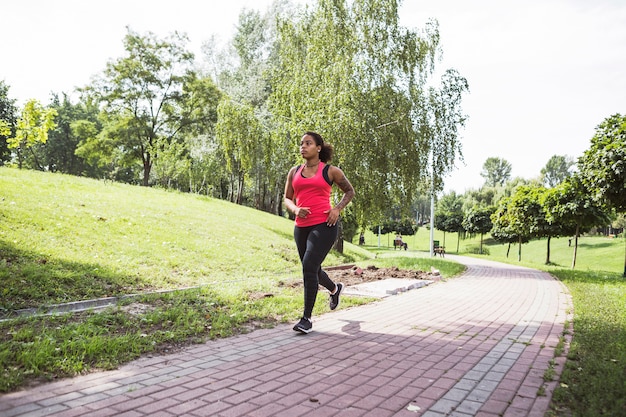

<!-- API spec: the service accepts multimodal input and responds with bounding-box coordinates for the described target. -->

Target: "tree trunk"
[545,236,552,265]
[623,231,626,277]
[142,153,151,186]
[333,218,344,253]
[518,236,522,262]
[572,224,580,269]
[506,243,511,258]
[479,233,483,254]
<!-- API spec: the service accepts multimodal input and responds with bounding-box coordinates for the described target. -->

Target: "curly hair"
[304,131,334,163]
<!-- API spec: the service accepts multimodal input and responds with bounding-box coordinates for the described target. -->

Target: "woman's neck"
[305,159,320,168]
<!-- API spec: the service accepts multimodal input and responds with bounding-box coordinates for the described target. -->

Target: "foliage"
[463,205,493,254]
[216,99,265,205]
[0,80,18,164]
[463,185,500,209]
[491,185,548,261]
[270,0,467,227]
[80,28,212,186]
[578,113,626,276]
[480,156,512,187]
[490,195,530,256]
[543,174,611,268]
[29,94,102,176]
[202,6,290,214]
[435,191,464,233]
[435,191,465,251]
[541,154,574,188]
[370,218,417,236]
[579,114,626,212]
[6,99,57,169]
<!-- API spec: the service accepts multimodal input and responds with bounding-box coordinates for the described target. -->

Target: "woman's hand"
[296,206,311,219]
[324,207,341,226]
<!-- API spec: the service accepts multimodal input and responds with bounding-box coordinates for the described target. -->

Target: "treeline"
[1,0,625,272]
[0,0,468,242]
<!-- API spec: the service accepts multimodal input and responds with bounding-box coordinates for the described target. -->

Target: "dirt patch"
[279,265,434,288]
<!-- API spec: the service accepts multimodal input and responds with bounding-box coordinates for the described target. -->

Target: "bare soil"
[280,265,433,288]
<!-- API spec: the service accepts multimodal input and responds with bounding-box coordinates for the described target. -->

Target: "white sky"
[3,0,626,193]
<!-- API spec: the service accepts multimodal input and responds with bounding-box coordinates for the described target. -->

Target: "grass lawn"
[0,168,463,392]
[1,167,625,416]
[344,212,626,417]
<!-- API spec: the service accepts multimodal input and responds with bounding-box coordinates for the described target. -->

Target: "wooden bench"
[433,240,445,257]
[393,238,408,250]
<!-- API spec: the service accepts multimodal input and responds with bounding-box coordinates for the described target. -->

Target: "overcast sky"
[3,0,625,193]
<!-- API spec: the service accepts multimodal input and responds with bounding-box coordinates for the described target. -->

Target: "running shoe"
[293,317,312,333]
[329,282,344,310]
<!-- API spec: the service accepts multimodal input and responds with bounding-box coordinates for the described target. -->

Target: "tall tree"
[270,0,466,228]
[541,154,574,188]
[480,157,512,187]
[83,28,198,186]
[216,99,264,205]
[39,94,101,175]
[207,5,292,213]
[578,113,626,275]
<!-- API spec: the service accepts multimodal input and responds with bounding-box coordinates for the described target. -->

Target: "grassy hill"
[0,167,373,311]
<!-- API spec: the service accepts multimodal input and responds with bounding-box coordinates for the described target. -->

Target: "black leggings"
[294,223,338,318]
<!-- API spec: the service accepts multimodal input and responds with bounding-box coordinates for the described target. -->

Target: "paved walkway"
[1,256,572,417]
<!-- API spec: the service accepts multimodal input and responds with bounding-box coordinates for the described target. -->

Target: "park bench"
[393,238,408,250]
[433,240,445,257]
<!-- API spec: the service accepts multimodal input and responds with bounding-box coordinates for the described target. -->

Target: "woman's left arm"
[325,166,355,226]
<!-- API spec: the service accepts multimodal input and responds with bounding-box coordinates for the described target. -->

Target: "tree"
[216,99,264,205]
[491,196,529,259]
[480,157,512,187]
[83,28,199,186]
[38,94,102,176]
[541,186,579,264]
[541,154,574,188]
[490,185,546,262]
[435,191,464,252]
[0,81,17,165]
[270,0,466,229]
[545,174,611,268]
[463,206,493,254]
[206,6,292,214]
[7,99,57,169]
[578,113,626,275]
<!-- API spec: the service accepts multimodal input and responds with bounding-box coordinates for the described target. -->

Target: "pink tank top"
[292,162,332,227]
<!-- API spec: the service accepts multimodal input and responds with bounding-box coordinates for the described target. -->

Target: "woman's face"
[300,135,320,158]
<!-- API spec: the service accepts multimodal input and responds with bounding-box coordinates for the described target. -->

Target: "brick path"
[0,256,572,417]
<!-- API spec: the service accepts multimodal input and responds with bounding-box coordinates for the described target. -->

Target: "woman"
[283,131,355,334]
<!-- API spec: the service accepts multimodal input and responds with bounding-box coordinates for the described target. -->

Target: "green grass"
[357,227,625,275]
[0,167,462,392]
[547,269,626,416]
[354,216,626,417]
[2,167,625,416]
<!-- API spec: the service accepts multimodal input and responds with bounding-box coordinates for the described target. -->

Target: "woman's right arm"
[283,167,299,216]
